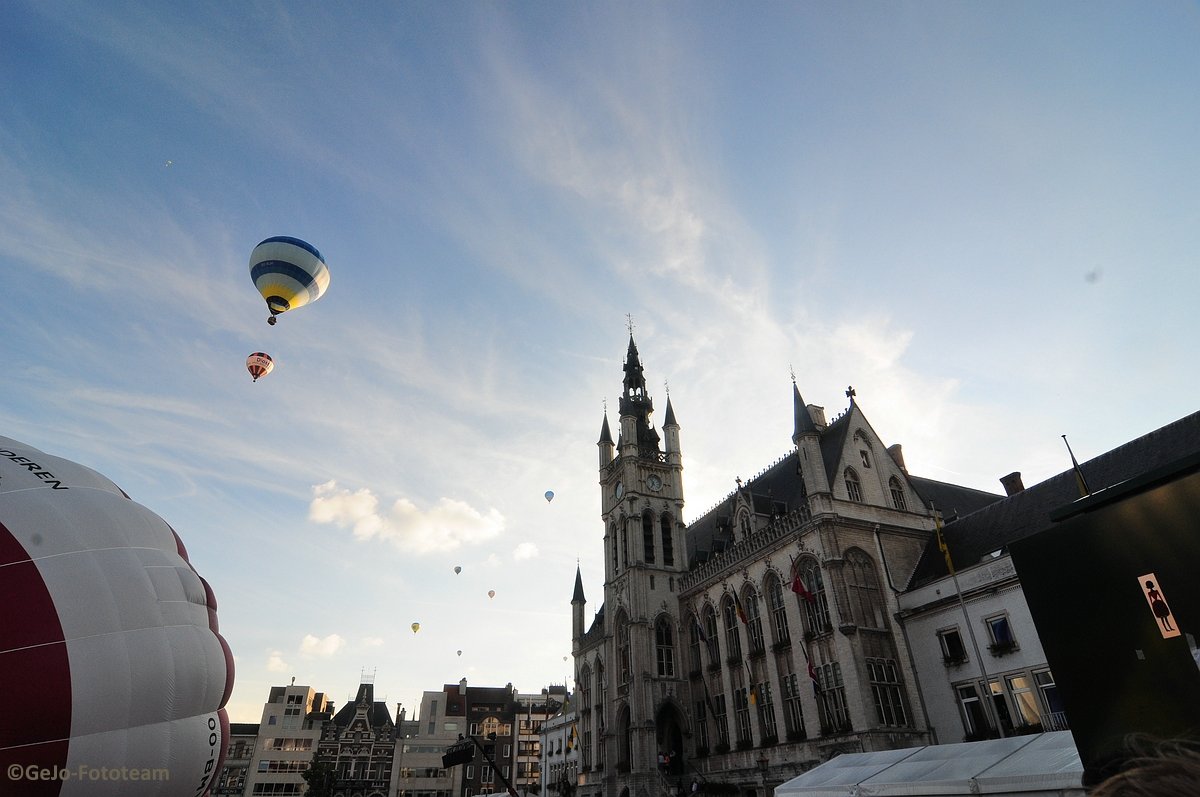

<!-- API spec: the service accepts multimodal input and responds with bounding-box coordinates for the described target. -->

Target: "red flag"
[807,659,821,698]
[791,571,816,603]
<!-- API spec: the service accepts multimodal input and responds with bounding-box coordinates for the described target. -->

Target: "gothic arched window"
[844,468,863,503]
[764,572,791,646]
[642,510,655,564]
[845,548,886,629]
[688,614,703,673]
[796,558,832,634]
[702,605,720,666]
[743,586,765,655]
[579,664,592,710]
[660,513,674,566]
[889,477,907,511]
[610,523,619,574]
[617,613,632,685]
[722,596,742,660]
[655,616,675,677]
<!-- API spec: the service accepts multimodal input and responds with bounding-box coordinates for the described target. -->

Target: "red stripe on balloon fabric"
[0,518,32,566]
[218,633,235,709]
[0,521,72,782]
[169,525,190,562]
[0,740,70,797]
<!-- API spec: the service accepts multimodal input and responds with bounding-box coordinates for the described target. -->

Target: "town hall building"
[569,336,1002,797]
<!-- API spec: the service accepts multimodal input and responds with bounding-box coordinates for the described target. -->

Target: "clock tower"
[594,334,688,792]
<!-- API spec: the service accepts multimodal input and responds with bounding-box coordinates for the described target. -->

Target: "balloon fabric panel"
[0,436,231,796]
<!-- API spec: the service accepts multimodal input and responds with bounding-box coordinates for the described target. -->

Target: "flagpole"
[1062,435,1091,497]
[935,506,1004,739]
[788,554,825,724]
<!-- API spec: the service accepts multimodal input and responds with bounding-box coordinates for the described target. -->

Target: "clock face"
[614,481,624,499]
[647,474,663,491]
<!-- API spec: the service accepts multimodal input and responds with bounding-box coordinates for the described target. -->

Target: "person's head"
[1090,737,1200,796]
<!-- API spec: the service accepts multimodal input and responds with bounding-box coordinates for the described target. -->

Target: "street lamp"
[756,755,770,797]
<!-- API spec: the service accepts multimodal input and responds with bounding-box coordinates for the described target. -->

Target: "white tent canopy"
[774,732,1084,797]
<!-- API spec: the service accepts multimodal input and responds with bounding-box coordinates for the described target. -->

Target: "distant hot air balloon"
[545,490,554,503]
[454,566,462,575]
[246,352,274,382]
[0,435,233,797]
[249,236,330,325]
[411,622,420,634]
[457,650,463,657]
[488,590,495,599]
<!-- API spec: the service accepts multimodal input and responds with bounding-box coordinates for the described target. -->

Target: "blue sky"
[4,1,1198,722]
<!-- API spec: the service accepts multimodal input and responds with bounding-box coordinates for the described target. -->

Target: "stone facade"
[571,337,1002,797]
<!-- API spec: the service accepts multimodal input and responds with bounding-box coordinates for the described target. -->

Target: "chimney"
[887,444,907,473]
[1000,472,1025,496]
[806,404,827,430]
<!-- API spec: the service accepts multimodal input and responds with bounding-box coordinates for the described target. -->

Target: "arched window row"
[612,510,676,569]
[684,549,887,660]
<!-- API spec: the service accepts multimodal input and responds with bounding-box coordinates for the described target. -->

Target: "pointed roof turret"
[793,380,817,437]
[622,335,647,399]
[598,413,613,445]
[572,565,586,604]
[664,396,677,427]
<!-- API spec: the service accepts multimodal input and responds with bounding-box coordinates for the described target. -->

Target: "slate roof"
[681,440,1002,569]
[908,476,1004,521]
[685,449,806,568]
[908,411,1200,588]
[332,682,394,729]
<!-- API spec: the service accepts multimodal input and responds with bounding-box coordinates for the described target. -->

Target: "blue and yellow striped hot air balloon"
[249,236,330,325]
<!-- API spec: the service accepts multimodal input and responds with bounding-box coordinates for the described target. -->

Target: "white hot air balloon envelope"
[0,435,234,796]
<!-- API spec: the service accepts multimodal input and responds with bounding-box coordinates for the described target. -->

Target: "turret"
[598,413,615,468]
[791,380,830,495]
[571,566,586,645]
[663,396,680,466]
[619,336,660,456]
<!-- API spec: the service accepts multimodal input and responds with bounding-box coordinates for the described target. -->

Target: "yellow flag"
[935,514,955,576]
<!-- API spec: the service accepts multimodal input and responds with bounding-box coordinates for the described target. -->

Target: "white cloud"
[309,481,505,553]
[266,651,289,673]
[362,636,385,648]
[513,542,539,561]
[300,634,345,657]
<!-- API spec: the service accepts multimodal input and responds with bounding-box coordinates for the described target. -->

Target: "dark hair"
[1090,736,1200,796]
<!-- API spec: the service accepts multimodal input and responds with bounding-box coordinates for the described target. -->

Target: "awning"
[774,732,1083,797]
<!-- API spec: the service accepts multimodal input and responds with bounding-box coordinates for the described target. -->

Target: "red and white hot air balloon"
[246,352,274,382]
[0,435,234,797]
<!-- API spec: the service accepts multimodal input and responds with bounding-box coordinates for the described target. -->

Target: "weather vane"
[626,313,635,335]
[664,378,670,396]
[789,364,796,384]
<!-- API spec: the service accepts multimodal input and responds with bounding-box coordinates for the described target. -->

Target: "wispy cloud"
[309,481,505,553]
